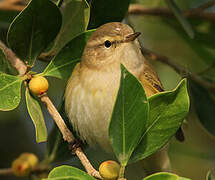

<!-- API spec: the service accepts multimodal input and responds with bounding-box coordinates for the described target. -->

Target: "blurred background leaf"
[42,30,95,80]
[207,171,215,180]
[47,0,90,55]
[0,72,22,111]
[109,65,149,166]
[25,88,47,143]
[7,0,62,66]
[165,0,194,38]
[87,0,131,28]
[189,80,215,137]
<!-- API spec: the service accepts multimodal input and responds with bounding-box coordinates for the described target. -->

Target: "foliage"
[0,0,214,179]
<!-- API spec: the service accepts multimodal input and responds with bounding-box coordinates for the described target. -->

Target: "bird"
[65,22,172,173]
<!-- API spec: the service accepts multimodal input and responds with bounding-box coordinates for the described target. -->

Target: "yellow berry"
[11,153,38,177]
[29,76,49,95]
[99,160,120,180]
[19,153,38,168]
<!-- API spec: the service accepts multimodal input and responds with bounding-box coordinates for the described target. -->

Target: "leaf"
[189,80,215,136]
[44,165,96,180]
[87,0,131,29]
[0,72,23,111]
[45,125,71,162]
[166,0,194,39]
[130,79,189,162]
[49,0,90,55]
[42,30,95,80]
[143,172,191,180]
[207,171,215,180]
[7,0,62,65]
[25,88,47,143]
[109,64,149,166]
[0,49,18,75]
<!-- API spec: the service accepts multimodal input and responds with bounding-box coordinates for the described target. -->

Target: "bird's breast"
[65,63,121,150]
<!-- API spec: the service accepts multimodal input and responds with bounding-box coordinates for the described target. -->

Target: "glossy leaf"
[143,172,191,180]
[87,0,131,29]
[49,0,90,54]
[0,73,23,111]
[130,79,189,162]
[7,0,62,65]
[44,165,96,180]
[42,30,95,80]
[25,88,47,143]
[189,80,215,136]
[207,171,215,180]
[109,64,149,166]
[166,0,194,39]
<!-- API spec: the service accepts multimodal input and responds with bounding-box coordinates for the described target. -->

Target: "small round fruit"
[19,153,38,168]
[99,160,120,180]
[29,76,49,95]
[11,153,38,177]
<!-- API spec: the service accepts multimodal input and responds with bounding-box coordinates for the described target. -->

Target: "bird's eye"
[104,40,112,48]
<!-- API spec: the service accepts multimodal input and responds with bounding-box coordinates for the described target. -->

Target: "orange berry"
[99,160,120,180]
[29,76,49,95]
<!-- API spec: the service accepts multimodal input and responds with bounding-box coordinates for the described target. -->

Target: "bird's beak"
[124,32,141,42]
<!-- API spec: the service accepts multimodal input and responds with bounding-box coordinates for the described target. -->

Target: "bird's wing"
[138,58,164,97]
[139,58,185,142]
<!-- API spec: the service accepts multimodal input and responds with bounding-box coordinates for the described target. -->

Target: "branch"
[40,94,75,143]
[0,40,27,76]
[128,4,215,23]
[143,48,215,92]
[192,0,215,13]
[0,168,13,175]
[0,40,101,179]
[0,0,26,11]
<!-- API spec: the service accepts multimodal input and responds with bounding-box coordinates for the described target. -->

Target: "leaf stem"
[118,165,126,180]
[56,0,64,7]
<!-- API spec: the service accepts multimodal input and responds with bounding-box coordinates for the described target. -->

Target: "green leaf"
[0,73,23,111]
[0,49,18,75]
[45,124,71,162]
[44,165,96,180]
[7,0,62,65]
[143,172,191,180]
[130,79,189,162]
[189,80,215,136]
[87,0,131,29]
[109,64,149,166]
[42,30,95,80]
[25,88,47,143]
[48,0,90,55]
[166,0,194,39]
[207,171,215,180]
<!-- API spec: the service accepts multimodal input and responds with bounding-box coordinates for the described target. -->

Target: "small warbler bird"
[65,22,171,173]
